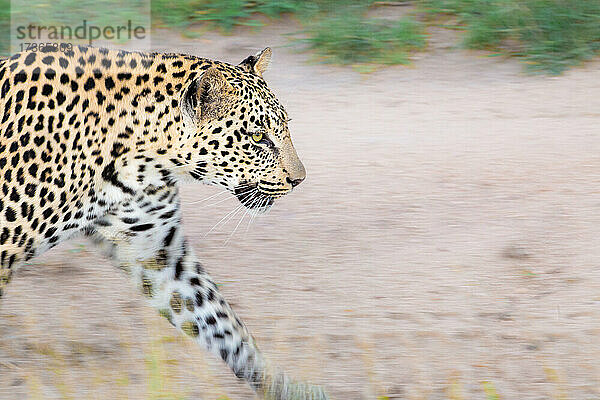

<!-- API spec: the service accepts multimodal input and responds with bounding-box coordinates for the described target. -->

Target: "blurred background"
[1,1,600,399]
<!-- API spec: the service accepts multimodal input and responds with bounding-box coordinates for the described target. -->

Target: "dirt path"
[1,22,599,400]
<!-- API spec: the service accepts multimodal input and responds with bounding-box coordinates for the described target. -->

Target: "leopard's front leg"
[89,187,328,400]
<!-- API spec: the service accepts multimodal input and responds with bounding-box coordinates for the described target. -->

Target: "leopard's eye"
[251,131,263,143]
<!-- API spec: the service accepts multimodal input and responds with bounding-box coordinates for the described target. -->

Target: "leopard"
[0,44,329,400]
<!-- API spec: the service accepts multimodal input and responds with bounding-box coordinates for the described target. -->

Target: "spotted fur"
[0,45,327,400]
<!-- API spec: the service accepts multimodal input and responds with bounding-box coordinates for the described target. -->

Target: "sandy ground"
[1,20,600,400]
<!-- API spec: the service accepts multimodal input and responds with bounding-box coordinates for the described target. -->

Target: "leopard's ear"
[183,67,234,122]
[239,47,271,76]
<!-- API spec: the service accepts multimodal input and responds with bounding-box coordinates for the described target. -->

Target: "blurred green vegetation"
[0,0,9,55]
[150,0,372,29]
[150,0,426,66]
[301,10,425,65]
[3,0,150,56]
[0,0,599,73]
[420,0,600,74]
[10,0,148,28]
[149,0,600,72]
[151,0,307,30]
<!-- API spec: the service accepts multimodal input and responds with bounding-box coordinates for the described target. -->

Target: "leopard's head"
[181,48,305,212]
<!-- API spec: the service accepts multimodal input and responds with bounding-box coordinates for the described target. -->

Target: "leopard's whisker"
[207,190,259,236]
[216,203,247,239]
[249,197,268,227]
[245,212,255,233]
[196,188,255,209]
[224,207,248,246]
[236,186,259,196]
[263,199,274,215]
[243,194,262,233]
[189,188,231,205]
[246,197,264,230]
[204,203,244,238]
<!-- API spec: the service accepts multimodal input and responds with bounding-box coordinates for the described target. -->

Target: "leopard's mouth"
[234,183,275,212]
